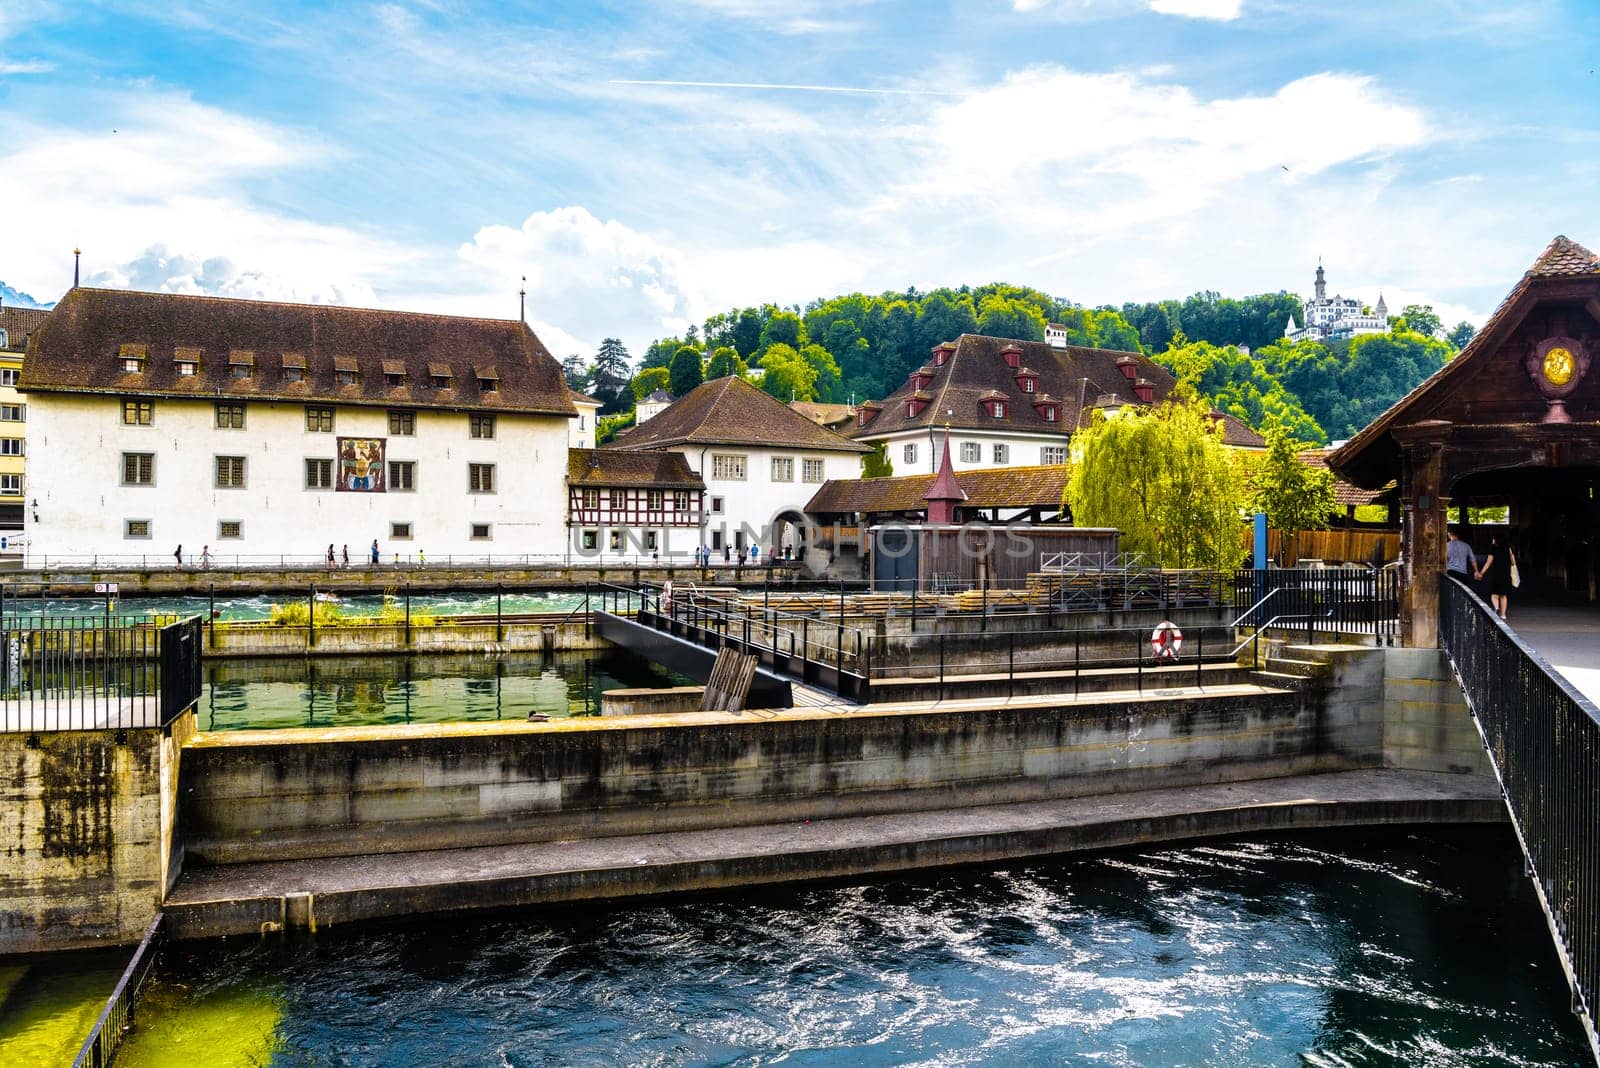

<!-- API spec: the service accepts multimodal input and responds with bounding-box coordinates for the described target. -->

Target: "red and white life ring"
[1151,620,1183,660]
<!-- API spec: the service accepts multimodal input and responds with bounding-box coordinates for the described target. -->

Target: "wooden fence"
[1243,527,1401,566]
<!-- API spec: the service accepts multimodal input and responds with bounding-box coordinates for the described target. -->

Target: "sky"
[0,0,1596,359]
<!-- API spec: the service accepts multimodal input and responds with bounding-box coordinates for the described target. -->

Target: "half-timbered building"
[565,449,704,560]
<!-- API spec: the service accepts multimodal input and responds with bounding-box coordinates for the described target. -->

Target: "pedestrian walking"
[341,544,350,569]
[749,544,759,565]
[173,544,183,568]
[370,539,381,566]
[326,544,336,567]
[200,545,213,570]
[1445,527,1476,582]
[1477,534,1517,619]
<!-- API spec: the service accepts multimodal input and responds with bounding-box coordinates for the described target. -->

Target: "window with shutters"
[992,443,1009,464]
[215,455,246,488]
[122,452,154,486]
[1040,446,1068,465]
[903,443,917,465]
[959,442,980,463]
[469,463,495,493]
[389,461,415,491]
[305,406,334,433]
[215,403,245,429]
[305,458,333,489]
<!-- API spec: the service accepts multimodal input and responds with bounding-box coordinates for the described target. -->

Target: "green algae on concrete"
[115,979,283,1068]
[0,952,123,1067]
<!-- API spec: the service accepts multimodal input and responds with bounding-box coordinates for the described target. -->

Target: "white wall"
[673,444,861,560]
[862,428,1070,474]
[26,394,570,561]
[568,399,600,450]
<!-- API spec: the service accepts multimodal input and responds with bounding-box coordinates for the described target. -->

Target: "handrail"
[1228,609,1333,664]
[73,913,164,1068]
[1229,586,1283,629]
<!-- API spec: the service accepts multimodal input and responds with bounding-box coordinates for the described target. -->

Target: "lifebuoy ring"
[1151,620,1183,660]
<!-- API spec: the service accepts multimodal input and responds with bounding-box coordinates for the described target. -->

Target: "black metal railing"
[1232,567,1399,645]
[71,913,165,1068]
[1439,576,1598,1056]
[0,615,203,733]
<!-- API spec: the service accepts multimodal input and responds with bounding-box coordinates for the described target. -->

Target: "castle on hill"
[1284,262,1389,343]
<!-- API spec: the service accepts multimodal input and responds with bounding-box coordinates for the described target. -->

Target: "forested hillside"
[566,283,1474,446]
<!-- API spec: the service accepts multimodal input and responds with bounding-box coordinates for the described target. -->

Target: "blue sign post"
[1253,513,1268,569]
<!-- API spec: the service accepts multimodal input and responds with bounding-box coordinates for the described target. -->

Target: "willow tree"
[1066,397,1247,570]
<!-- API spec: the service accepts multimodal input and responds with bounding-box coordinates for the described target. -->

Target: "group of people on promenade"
[1446,527,1518,618]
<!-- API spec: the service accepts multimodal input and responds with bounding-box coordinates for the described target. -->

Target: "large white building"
[853,334,1264,475]
[610,376,869,562]
[1284,262,1389,343]
[21,288,577,563]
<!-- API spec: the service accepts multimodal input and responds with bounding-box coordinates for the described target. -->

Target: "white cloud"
[0,60,54,75]
[1147,0,1241,19]
[454,207,701,355]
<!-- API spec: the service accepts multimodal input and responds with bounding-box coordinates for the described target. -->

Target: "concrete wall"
[0,726,168,953]
[1382,647,1492,776]
[202,618,604,658]
[600,686,705,717]
[180,684,1371,867]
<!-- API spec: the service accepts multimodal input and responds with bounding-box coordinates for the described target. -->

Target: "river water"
[6,827,1582,1067]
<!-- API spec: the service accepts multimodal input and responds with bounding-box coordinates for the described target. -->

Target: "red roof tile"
[612,376,869,453]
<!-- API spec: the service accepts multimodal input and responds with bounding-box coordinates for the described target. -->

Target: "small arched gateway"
[1331,236,1600,646]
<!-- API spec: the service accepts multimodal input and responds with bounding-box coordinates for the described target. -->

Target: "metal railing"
[8,551,811,572]
[0,615,202,733]
[1232,567,1398,645]
[1439,576,1599,1060]
[72,914,165,1068]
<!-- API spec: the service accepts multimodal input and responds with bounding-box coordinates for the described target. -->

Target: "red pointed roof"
[922,437,968,504]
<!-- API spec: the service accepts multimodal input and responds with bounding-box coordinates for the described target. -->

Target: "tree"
[1066,398,1247,570]
[799,343,844,403]
[631,366,669,399]
[668,345,704,397]
[1248,428,1336,537]
[861,441,892,478]
[975,293,1047,341]
[758,309,805,353]
[758,343,818,402]
[590,337,634,414]
[1447,321,1478,350]
[640,337,685,370]
[705,346,745,380]
[597,410,636,446]
[560,353,589,390]
[733,307,765,357]
[1394,304,1443,338]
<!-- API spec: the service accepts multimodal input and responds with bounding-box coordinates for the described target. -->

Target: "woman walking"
[1476,533,1516,619]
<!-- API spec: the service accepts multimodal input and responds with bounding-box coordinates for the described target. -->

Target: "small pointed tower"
[922,434,968,525]
[1314,259,1326,302]
[1284,314,1298,337]
[1375,291,1388,319]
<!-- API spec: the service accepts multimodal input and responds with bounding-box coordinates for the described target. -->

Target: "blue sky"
[1,0,1596,357]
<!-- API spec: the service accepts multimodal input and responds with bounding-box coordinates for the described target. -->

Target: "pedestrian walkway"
[1506,602,1600,707]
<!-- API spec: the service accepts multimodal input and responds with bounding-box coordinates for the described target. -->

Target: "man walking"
[1446,527,1476,583]
[370,539,381,567]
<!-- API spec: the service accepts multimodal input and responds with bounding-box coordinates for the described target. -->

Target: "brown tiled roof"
[1330,234,1600,487]
[568,387,602,406]
[229,350,256,366]
[854,333,1177,440]
[0,306,50,353]
[789,400,856,428]
[611,375,870,453]
[1299,449,1392,507]
[566,449,704,489]
[18,288,575,416]
[805,464,1071,516]
[1213,410,1267,448]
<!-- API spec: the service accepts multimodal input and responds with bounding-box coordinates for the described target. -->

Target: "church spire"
[922,433,968,525]
[1314,259,1326,302]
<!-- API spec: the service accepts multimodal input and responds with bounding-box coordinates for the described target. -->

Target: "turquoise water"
[2,588,588,622]
[100,828,1592,1066]
[199,650,690,730]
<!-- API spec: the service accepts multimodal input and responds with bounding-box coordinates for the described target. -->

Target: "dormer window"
[174,347,201,377]
[430,363,454,390]
[475,365,500,393]
[1000,345,1023,369]
[1042,404,1057,422]
[118,343,147,374]
[228,350,254,380]
[907,399,923,418]
[988,400,1007,418]
[931,342,955,367]
[334,357,360,386]
[1021,377,1035,393]
[383,360,407,389]
[910,372,930,391]
[282,352,307,383]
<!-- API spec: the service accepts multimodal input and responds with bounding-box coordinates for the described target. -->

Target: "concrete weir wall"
[0,722,182,953]
[183,683,1372,867]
